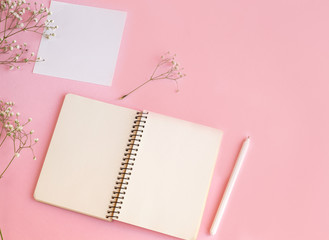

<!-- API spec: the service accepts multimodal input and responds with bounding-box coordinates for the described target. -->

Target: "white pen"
[210,136,250,236]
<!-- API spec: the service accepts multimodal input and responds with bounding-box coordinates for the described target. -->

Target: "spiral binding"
[106,111,149,220]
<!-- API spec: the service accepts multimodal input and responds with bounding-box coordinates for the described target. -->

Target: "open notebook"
[34,94,223,240]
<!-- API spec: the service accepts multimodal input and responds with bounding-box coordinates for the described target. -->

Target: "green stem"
[0,227,3,240]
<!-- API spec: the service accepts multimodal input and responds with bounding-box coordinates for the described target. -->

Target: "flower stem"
[0,153,16,179]
[120,79,152,100]
[0,227,3,240]
[119,52,185,99]
[0,135,7,148]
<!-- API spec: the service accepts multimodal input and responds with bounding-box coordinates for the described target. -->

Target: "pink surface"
[1,0,329,239]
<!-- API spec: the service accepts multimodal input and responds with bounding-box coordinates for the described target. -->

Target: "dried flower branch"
[119,52,186,100]
[0,100,38,179]
[0,0,57,69]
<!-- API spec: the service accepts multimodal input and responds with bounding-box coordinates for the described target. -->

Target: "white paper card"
[33,1,126,86]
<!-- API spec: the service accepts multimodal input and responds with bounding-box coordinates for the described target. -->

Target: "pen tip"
[210,229,216,236]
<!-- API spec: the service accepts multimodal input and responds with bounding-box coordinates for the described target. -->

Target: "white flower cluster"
[0,0,58,69]
[160,52,186,79]
[120,52,187,99]
[154,52,186,92]
[0,100,38,168]
[0,104,33,138]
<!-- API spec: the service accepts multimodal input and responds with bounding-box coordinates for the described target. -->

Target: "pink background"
[1,0,329,239]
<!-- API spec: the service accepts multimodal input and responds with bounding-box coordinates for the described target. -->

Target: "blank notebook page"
[34,94,137,219]
[118,111,223,240]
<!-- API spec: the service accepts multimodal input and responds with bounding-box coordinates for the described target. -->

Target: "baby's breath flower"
[0,0,58,69]
[0,99,39,178]
[120,52,186,99]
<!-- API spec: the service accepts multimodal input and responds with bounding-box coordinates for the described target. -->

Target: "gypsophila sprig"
[0,99,38,179]
[0,0,58,69]
[119,52,186,100]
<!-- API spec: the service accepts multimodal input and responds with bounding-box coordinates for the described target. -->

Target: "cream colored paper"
[34,94,137,219]
[34,95,223,240]
[118,112,223,240]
